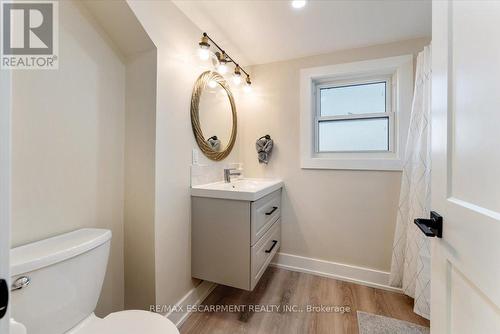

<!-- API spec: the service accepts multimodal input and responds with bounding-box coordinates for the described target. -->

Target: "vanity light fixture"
[244,75,252,93]
[198,34,211,60]
[215,51,229,74]
[232,65,242,85]
[291,0,307,9]
[197,32,252,89]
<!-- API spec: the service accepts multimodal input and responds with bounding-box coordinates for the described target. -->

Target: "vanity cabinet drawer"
[251,189,281,245]
[251,219,280,290]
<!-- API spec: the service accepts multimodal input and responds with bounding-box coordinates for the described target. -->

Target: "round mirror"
[191,71,237,161]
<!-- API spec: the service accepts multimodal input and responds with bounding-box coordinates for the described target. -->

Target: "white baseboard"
[271,252,402,293]
[166,280,217,328]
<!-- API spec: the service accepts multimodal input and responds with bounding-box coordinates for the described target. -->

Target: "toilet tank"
[10,229,112,334]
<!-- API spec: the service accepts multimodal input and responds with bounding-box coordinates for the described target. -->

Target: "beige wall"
[240,38,430,272]
[124,49,157,310]
[11,0,125,315]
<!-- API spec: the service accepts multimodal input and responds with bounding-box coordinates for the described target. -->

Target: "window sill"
[301,156,403,171]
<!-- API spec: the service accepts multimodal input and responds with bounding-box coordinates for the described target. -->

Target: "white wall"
[240,38,430,272]
[11,0,125,315]
[127,0,241,309]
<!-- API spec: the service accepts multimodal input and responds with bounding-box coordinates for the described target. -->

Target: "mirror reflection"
[198,82,233,152]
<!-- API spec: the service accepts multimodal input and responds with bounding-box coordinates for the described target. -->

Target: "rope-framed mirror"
[190,71,237,161]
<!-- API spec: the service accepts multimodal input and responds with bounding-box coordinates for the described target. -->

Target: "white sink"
[191,178,283,201]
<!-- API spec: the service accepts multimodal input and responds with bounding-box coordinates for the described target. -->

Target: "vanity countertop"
[191,178,283,201]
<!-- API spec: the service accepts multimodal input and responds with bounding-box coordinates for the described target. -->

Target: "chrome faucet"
[224,168,241,183]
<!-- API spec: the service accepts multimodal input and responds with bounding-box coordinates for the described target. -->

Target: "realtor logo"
[1,1,58,69]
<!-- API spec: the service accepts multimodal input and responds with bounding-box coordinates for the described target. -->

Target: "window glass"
[318,117,389,152]
[320,82,386,117]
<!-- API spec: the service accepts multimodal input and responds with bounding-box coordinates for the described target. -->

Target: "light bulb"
[233,65,242,85]
[217,63,228,74]
[291,0,307,9]
[198,33,211,60]
[232,74,241,85]
[243,83,252,93]
[208,80,217,88]
[198,47,210,60]
[215,51,229,74]
[243,75,252,93]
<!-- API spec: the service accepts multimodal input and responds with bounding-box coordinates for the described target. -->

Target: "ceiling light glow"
[291,0,307,9]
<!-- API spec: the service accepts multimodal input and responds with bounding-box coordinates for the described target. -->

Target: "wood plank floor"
[180,267,429,334]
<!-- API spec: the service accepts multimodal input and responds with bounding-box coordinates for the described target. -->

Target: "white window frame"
[315,76,393,153]
[300,55,413,170]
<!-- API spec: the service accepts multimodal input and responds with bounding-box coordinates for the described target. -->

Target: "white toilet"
[10,228,179,334]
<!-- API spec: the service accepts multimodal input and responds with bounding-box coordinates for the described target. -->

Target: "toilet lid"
[77,310,179,334]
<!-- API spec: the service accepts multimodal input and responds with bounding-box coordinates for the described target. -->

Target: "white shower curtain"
[389,45,431,320]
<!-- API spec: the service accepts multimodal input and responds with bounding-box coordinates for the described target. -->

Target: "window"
[316,79,392,153]
[300,55,414,170]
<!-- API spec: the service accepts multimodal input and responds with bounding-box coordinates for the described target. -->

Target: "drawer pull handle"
[265,206,278,215]
[265,240,278,253]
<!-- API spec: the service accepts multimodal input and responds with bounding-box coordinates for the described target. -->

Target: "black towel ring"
[258,134,271,140]
[208,135,218,140]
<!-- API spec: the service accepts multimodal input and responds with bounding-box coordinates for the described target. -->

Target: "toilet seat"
[71,310,179,334]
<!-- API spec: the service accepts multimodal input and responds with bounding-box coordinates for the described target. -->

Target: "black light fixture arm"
[202,32,250,78]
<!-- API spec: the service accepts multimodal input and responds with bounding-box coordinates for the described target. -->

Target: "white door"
[0,70,12,331]
[431,1,500,333]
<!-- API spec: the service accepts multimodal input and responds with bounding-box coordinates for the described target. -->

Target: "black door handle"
[414,211,443,238]
[265,206,278,215]
[265,240,278,253]
[0,279,8,319]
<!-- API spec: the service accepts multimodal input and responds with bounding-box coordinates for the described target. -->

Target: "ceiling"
[83,1,155,58]
[173,0,431,66]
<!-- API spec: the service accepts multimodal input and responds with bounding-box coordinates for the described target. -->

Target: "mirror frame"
[190,71,237,161]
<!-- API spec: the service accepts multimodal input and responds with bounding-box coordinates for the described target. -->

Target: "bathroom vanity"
[191,179,283,290]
